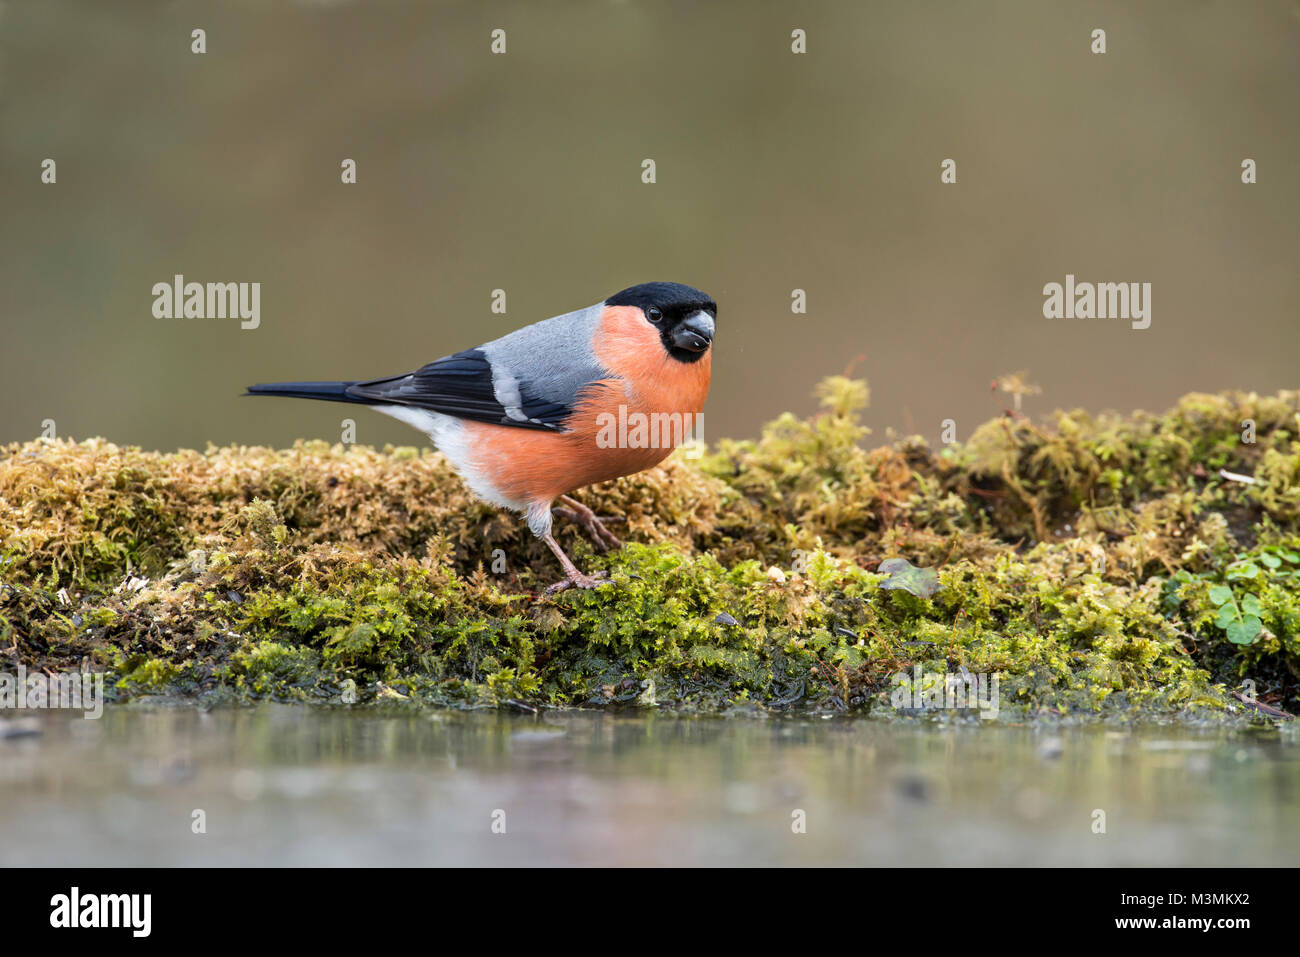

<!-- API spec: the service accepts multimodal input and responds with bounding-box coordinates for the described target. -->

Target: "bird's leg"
[553,494,623,551]
[542,533,611,596]
[528,498,612,595]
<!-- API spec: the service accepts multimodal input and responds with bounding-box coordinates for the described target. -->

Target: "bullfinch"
[246,282,716,593]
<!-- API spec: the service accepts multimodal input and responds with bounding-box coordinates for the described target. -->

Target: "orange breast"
[461,305,711,504]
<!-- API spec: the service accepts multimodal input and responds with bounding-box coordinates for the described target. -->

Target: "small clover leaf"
[1208,585,1234,606]
[1226,617,1262,645]
[877,558,942,599]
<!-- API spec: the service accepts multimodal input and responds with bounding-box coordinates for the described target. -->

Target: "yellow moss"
[3,376,1299,718]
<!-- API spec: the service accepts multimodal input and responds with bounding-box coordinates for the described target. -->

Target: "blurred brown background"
[2,0,1297,452]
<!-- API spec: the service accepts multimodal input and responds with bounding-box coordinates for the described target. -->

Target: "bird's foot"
[543,569,613,597]
[555,496,624,551]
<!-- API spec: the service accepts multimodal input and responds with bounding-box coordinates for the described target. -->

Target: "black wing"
[345,349,573,432]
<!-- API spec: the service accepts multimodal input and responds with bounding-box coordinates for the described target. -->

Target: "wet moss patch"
[3,377,1298,719]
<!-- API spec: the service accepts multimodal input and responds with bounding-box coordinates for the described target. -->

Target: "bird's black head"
[606,281,717,363]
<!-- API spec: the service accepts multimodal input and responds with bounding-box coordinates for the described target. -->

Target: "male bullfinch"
[246,282,716,593]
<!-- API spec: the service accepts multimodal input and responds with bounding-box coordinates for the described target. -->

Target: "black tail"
[244,381,370,404]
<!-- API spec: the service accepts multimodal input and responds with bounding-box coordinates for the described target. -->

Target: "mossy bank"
[3,376,1299,721]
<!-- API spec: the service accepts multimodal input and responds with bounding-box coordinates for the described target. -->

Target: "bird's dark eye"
[646,306,663,323]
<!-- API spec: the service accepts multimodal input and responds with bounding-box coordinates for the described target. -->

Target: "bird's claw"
[543,570,613,596]
[554,501,624,551]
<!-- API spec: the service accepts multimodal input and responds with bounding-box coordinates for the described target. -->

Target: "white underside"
[373,405,528,514]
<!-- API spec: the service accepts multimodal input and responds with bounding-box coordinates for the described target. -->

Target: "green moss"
[116,656,183,694]
[220,641,323,698]
[3,377,1299,719]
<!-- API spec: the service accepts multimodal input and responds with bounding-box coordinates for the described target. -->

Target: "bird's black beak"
[671,311,715,353]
